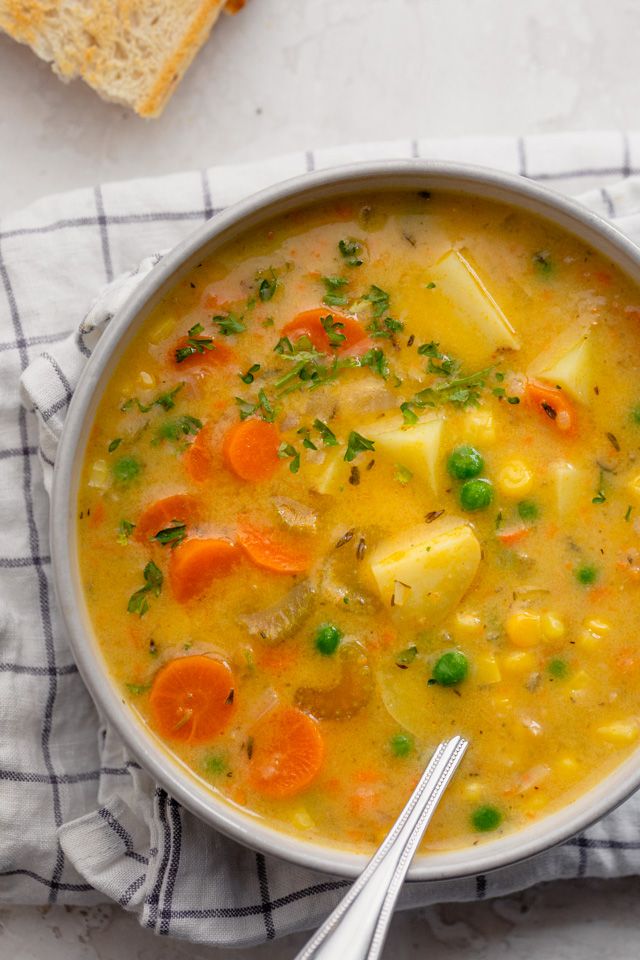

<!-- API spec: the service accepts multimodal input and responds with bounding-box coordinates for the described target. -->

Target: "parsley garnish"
[213,313,246,336]
[322,276,349,307]
[367,317,404,339]
[151,523,187,548]
[297,428,318,450]
[533,251,553,276]
[152,415,202,445]
[239,363,261,384]
[359,347,390,379]
[425,281,436,289]
[320,313,347,346]
[235,388,277,422]
[400,402,419,425]
[344,431,375,462]
[363,285,390,318]
[313,418,339,446]
[117,519,136,545]
[339,238,364,267]
[122,384,183,414]
[278,442,301,473]
[258,269,278,302]
[126,683,151,695]
[127,561,163,617]
[108,438,122,453]
[175,324,215,362]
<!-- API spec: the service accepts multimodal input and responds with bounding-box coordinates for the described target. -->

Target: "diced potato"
[528,329,593,403]
[454,611,483,638]
[462,780,485,800]
[88,459,110,490]
[595,721,639,745]
[549,460,586,517]
[626,473,640,504]
[475,654,502,685]
[417,250,519,365]
[370,417,444,493]
[137,370,156,389]
[462,408,496,445]
[368,515,481,625]
[496,459,534,498]
[311,452,351,495]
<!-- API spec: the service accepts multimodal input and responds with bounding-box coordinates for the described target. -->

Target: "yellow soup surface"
[78,191,640,853]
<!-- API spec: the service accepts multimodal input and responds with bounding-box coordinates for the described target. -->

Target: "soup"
[77,191,640,853]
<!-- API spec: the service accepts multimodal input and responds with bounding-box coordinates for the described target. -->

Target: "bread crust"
[0,0,240,117]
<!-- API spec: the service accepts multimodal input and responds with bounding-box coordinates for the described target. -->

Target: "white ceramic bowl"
[52,161,640,881]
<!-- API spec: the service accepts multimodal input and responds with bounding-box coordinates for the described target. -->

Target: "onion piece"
[272,496,318,532]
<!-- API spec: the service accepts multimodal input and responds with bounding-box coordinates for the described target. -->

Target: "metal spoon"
[293,735,468,960]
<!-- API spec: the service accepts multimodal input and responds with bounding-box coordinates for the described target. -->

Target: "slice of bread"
[0,0,245,117]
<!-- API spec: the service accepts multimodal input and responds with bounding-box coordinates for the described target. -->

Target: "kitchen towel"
[4,131,640,947]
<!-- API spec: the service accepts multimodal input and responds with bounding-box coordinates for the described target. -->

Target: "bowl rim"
[51,158,640,882]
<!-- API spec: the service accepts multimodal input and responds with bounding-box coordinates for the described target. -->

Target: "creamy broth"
[78,192,640,853]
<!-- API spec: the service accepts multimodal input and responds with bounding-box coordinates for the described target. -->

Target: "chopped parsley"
[175,323,216,363]
[367,316,404,339]
[127,561,163,617]
[395,465,413,485]
[395,645,418,668]
[108,437,122,453]
[533,250,553,276]
[150,523,187,548]
[235,388,277,423]
[152,415,202,445]
[278,442,301,474]
[117,519,136,545]
[313,418,339,446]
[121,383,183,413]
[363,285,390,318]
[322,276,349,308]
[344,431,375,463]
[411,344,490,409]
[126,682,151,695]
[320,313,347,346]
[213,313,246,336]
[258,269,278,302]
[359,347,390,379]
[400,401,419,424]
[425,281,436,289]
[338,237,365,267]
[239,363,261,384]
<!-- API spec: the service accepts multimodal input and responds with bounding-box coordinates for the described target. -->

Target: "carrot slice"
[184,425,215,483]
[248,705,324,798]
[524,379,576,434]
[497,526,530,547]
[135,494,200,543]
[222,419,281,481]
[282,308,367,354]
[169,537,240,602]
[149,655,235,743]
[170,337,235,368]
[237,522,312,574]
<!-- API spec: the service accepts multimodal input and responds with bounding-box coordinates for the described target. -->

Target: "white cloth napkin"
[4,131,640,948]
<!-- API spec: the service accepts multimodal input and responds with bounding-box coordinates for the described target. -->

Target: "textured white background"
[2,0,640,955]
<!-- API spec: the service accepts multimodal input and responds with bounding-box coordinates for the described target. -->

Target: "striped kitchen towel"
[3,131,640,947]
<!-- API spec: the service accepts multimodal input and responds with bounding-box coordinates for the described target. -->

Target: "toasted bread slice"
[0,0,244,117]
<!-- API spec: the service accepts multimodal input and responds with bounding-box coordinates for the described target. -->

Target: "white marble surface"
[2,0,640,955]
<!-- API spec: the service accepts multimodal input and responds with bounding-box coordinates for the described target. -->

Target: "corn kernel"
[290,807,315,830]
[462,780,485,801]
[148,316,175,344]
[475,654,502,685]
[463,408,496,445]
[585,619,611,637]
[454,611,483,638]
[501,650,537,675]
[595,721,639,745]
[496,460,534,498]
[506,611,542,648]
[555,755,580,777]
[540,612,565,641]
[136,370,156,389]
[88,459,110,490]
[521,791,548,816]
[576,619,611,652]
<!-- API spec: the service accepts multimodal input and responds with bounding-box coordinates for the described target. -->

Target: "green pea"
[549,658,568,679]
[447,445,484,480]
[432,650,468,686]
[112,455,141,484]
[390,733,413,757]
[471,804,502,832]
[517,499,539,521]
[314,622,342,656]
[203,753,227,776]
[575,565,597,585]
[459,478,493,512]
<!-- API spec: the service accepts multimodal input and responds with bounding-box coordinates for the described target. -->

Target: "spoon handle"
[293,735,468,960]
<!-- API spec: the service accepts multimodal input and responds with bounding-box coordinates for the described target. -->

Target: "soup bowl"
[52,160,640,881]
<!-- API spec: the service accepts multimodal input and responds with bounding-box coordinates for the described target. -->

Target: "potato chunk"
[528,329,593,403]
[368,416,444,493]
[401,249,519,365]
[368,516,481,624]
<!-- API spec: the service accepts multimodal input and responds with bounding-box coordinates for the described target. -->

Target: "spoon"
[293,735,468,960]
